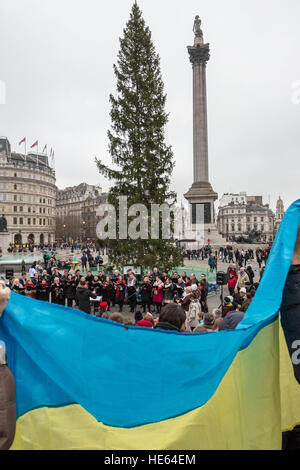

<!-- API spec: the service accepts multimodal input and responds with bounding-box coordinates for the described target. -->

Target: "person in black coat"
[76,279,97,314]
[127,285,137,313]
[115,276,126,312]
[37,279,50,302]
[64,274,76,308]
[140,277,153,313]
[85,271,94,287]
[91,276,102,297]
[51,277,65,305]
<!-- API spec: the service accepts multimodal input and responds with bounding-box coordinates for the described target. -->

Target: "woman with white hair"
[237,267,249,289]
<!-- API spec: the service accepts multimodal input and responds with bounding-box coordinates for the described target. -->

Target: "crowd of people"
[5,245,267,334]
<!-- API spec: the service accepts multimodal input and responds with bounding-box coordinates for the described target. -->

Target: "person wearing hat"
[98,301,108,318]
[136,312,154,328]
[222,296,235,317]
[233,287,244,310]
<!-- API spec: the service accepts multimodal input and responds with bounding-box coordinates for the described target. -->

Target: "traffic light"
[216,271,227,285]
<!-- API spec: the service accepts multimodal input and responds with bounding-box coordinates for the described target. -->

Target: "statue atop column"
[193,15,203,44]
[0,214,7,232]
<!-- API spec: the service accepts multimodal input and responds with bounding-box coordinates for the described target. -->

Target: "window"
[14,184,17,190]
[261,225,264,231]
[14,195,17,201]
[14,206,17,212]
[13,217,17,225]
[261,217,264,222]
[19,217,23,225]
[19,206,23,212]
[238,224,241,231]
[254,217,257,222]
[33,218,36,225]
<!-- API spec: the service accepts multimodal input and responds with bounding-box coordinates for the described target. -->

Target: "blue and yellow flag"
[1,200,300,450]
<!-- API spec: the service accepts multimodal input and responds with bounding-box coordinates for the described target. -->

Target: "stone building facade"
[82,191,108,241]
[0,136,56,246]
[56,183,104,241]
[217,195,275,243]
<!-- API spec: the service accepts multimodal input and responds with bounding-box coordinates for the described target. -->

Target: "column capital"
[187,43,210,66]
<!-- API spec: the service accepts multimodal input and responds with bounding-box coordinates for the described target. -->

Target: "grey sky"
[0,0,299,213]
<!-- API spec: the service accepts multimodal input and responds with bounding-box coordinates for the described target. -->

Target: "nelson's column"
[184,16,223,245]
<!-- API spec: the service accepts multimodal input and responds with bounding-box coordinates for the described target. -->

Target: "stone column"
[188,38,210,185]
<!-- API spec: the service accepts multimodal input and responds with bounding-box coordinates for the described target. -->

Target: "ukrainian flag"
[1,200,300,450]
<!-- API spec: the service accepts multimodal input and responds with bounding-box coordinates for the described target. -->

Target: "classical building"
[275,196,285,233]
[82,191,108,241]
[217,195,275,243]
[219,192,247,208]
[0,136,56,247]
[56,183,104,241]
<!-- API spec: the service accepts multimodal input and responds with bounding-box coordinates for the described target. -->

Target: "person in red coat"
[152,278,164,314]
[227,271,238,296]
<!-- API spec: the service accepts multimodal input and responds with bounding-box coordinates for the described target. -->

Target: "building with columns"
[56,183,103,241]
[217,194,275,243]
[0,136,56,247]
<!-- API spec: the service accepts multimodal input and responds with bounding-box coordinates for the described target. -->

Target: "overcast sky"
[0,0,299,212]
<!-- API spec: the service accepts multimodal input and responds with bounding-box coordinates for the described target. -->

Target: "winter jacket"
[76,286,97,314]
[152,285,163,303]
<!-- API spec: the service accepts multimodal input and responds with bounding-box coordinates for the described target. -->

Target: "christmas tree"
[96,2,182,270]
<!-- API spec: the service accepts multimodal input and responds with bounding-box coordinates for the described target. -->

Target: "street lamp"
[82,221,86,243]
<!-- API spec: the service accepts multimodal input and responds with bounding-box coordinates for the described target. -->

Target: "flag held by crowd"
[1,201,300,450]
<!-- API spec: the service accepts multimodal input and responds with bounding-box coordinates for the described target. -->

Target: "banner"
[1,200,300,450]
